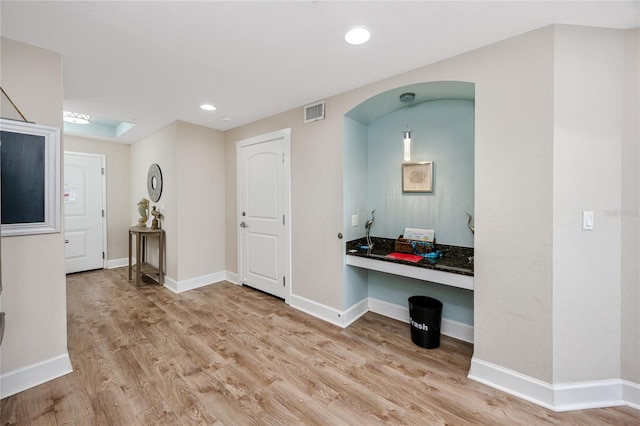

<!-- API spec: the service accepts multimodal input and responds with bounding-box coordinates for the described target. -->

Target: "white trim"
[553,379,625,411]
[107,257,129,269]
[235,128,292,304]
[441,318,475,344]
[468,357,639,412]
[163,271,226,294]
[341,298,369,327]
[288,294,474,343]
[346,255,473,290]
[0,353,73,399]
[225,270,239,285]
[468,357,556,410]
[368,297,474,343]
[368,297,409,323]
[290,294,346,328]
[1,119,61,236]
[623,380,640,410]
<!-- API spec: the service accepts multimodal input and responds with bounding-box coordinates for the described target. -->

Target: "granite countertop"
[346,237,474,276]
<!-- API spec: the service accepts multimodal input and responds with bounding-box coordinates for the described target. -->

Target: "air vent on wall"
[304,101,325,123]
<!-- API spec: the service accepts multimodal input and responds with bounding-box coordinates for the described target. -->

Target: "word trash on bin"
[411,319,429,331]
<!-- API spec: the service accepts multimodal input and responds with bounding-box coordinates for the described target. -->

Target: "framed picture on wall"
[402,161,433,193]
[1,118,61,236]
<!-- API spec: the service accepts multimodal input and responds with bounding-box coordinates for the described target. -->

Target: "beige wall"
[131,121,226,284]
[131,122,178,277]
[0,38,68,373]
[175,121,226,282]
[621,28,640,384]
[553,26,624,383]
[64,135,131,261]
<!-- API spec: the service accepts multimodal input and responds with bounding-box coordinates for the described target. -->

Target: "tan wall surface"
[130,122,178,279]
[553,25,625,383]
[175,121,226,282]
[621,28,640,384]
[0,37,68,372]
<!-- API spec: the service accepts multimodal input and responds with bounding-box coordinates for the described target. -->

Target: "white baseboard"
[164,271,227,293]
[288,295,474,343]
[368,297,474,343]
[290,294,346,327]
[468,357,556,410]
[106,257,129,269]
[225,270,239,285]
[1,353,73,399]
[469,357,639,412]
[623,380,640,409]
[341,298,369,327]
[368,297,408,323]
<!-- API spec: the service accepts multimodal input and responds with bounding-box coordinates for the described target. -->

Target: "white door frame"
[236,128,292,304]
[64,151,108,270]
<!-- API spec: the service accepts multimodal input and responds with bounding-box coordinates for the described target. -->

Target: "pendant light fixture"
[403,126,412,162]
[400,92,416,162]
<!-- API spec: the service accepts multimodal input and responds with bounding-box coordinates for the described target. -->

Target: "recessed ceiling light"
[345,27,371,45]
[221,117,233,122]
[200,104,216,111]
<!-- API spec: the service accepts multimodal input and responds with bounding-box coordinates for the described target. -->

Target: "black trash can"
[408,296,443,349]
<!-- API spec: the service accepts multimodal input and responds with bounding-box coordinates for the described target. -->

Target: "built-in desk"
[346,237,474,291]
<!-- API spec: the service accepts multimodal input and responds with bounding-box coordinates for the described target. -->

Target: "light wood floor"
[2,268,638,425]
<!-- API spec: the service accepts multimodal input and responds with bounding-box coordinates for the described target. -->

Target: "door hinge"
[102,209,105,217]
[101,167,105,175]
[102,252,105,259]
[283,276,286,287]
[283,214,285,225]
[282,153,285,163]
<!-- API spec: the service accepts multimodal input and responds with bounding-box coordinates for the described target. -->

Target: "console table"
[128,226,165,286]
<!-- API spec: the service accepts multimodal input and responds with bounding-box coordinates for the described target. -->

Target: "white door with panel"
[237,129,291,301]
[64,152,105,274]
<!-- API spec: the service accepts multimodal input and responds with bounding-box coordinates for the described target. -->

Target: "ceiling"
[1,1,638,143]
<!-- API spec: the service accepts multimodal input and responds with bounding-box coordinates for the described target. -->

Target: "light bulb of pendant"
[403,129,412,162]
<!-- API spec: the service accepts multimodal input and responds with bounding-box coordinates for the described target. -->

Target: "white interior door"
[64,152,105,274]
[237,129,291,301]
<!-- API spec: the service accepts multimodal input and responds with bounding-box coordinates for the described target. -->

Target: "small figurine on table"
[151,206,163,229]
[137,198,149,226]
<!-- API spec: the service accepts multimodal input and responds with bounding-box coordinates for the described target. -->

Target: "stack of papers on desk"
[403,228,435,242]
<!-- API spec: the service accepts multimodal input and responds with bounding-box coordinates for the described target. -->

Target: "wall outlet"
[351,215,359,227]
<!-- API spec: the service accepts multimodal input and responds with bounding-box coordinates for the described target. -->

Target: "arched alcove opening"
[343,81,476,343]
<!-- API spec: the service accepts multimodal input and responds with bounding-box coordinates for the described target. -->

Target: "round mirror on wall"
[147,163,163,202]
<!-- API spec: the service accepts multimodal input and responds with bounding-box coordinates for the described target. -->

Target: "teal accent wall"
[343,97,475,325]
[367,99,475,247]
[368,271,474,325]
[343,117,369,307]
[343,117,369,242]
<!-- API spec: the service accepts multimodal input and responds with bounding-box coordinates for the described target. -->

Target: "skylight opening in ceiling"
[63,116,136,139]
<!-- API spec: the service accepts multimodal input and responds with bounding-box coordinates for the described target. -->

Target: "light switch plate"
[351,215,358,227]
[583,211,594,230]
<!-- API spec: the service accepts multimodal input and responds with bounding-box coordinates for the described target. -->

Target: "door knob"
[240,221,248,228]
